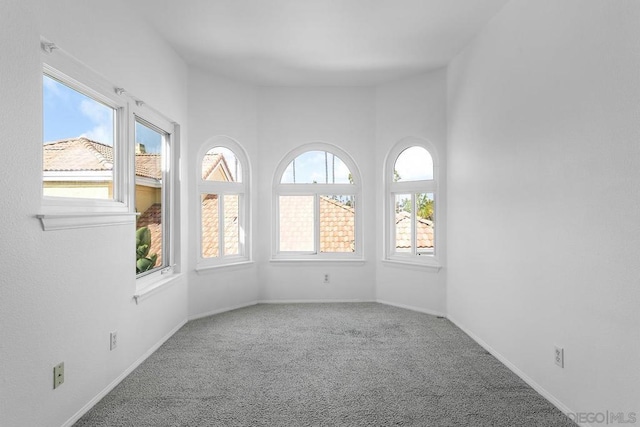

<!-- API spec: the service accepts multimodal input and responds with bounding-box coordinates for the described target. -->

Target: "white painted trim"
[195,260,255,272]
[133,273,184,304]
[446,315,583,426]
[376,299,446,317]
[188,301,259,321]
[259,299,375,304]
[60,318,188,427]
[380,258,442,271]
[269,258,366,264]
[36,212,137,231]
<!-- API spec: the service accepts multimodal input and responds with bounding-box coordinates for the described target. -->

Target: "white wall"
[447,0,640,417]
[375,71,448,315]
[187,68,260,318]
[256,87,377,301]
[0,1,189,426]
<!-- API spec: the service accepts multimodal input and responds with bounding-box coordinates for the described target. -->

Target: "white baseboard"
[61,318,188,427]
[258,299,375,304]
[376,299,446,317]
[188,301,258,321]
[447,315,585,427]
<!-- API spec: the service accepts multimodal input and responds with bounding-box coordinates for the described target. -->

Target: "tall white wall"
[187,68,259,318]
[0,1,189,426]
[256,87,377,301]
[447,0,640,416]
[375,71,448,315]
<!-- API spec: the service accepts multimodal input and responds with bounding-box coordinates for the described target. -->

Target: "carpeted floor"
[75,303,575,426]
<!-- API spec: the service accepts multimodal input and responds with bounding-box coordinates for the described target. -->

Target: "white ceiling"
[130,0,508,86]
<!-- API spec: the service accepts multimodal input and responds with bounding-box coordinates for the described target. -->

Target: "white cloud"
[79,99,113,145]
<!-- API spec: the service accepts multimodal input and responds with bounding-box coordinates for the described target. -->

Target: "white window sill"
[134,272,183,304]
[195,260,254,273]
[381,258,442,272]
[37,212,137,231]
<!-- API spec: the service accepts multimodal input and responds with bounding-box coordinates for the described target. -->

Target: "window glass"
[388,143,437,262]
[202,146,242,182]
[135,120,167,275]
[42,74,115,199]
[279,195,315,252]
[320,196,355,253]
[198,141,250,266]
[223,195,240,256]
[394,146,433,182]
[281,151,351,184]
[201,194,219,258]
[394,193,412,253]
[416,193,435,256]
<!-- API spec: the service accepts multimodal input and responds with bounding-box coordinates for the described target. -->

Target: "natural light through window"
[134,120,168,276]
[42,74,116,200]
[386,143,438,265]
[274,145,361,259]
[198,141,250,267]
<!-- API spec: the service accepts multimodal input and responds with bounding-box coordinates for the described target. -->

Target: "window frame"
[272,143,363,261]
[132,110,177,284]
[384,138,441,268]
[40,40,131,217]
[38,39,182,294]
[196,136,251,269]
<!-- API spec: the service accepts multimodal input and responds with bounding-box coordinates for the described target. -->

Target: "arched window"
[197,137,250,268]
[386,140,438,265]
[274,143,362,259]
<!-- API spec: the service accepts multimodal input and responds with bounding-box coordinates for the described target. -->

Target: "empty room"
[1,0,638,426]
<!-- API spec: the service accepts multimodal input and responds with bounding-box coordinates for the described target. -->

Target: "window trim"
[40,39,131,217]
[38,38,182,293]
[272,142,363,261]
[196,136,252,269]
[132,108,177,284]
[384,137,441,268]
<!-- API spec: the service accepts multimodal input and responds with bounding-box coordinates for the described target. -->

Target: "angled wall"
[0,1,189,426]
[447,0,640,417]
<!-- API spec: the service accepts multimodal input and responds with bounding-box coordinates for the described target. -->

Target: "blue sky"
[43,75,162,153]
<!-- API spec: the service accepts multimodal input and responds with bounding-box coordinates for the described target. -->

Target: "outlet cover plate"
[554,346,564,368]
[53,362,64,389]
[110,331,118,351]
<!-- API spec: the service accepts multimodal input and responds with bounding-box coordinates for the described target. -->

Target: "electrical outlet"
[53,362,64,389]
[110,331,118,351]
[554,346,564,368]
[323,273,330,284]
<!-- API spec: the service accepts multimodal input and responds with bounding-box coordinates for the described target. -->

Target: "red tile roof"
[43,137,161,179]
[43,138,113,172]
[395,211,434,249]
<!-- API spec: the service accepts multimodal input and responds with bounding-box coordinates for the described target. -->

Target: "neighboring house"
[43,137,164,264]
[44,138,434,262]
[395,211,434,254]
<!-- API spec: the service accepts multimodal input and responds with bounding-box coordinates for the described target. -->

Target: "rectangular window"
[320,195,355,253]
[279,195,315,252]
[200,194,242,258]
[134,119,168,275]
[393,193,435,256]
[41,41,180,286]
[416,193,435,256]
[42,73,117,200]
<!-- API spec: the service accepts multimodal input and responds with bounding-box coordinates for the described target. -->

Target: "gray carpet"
[75,303,575,426]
